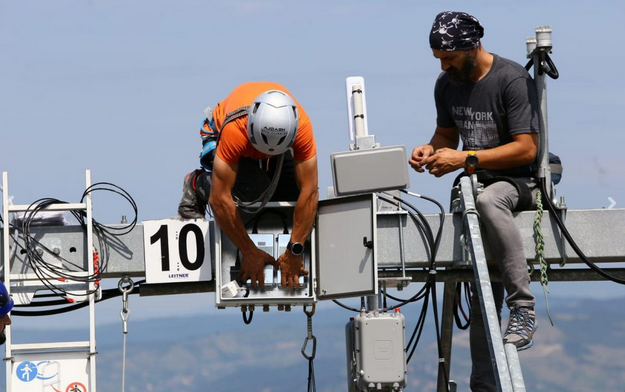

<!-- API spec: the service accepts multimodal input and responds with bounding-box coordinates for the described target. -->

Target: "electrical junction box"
[315,193,378,300]
[331,145,410,197]
[214,202,315,308]
[345,311,407,392]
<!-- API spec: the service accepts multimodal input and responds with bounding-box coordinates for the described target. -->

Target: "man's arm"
[209,155,276,288]
[422,133,538,177]
[278,155,319,288]
[409,126,459,172]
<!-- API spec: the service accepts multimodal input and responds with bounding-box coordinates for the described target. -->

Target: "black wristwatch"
[287,241,304,256]
[465,150,478,175]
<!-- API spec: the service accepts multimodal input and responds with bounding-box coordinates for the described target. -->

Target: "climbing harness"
[118,276,134,392]
[301,304,317,392]
[216,105,285,214]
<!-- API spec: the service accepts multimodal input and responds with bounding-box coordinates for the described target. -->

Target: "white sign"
[143,219,212,284]
[12,352,89,392]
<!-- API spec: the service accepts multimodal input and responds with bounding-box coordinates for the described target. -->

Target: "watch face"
[466,155,478,167]
[290,242,304,255]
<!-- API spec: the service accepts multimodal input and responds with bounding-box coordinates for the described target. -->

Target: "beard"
[447,52,477,86]
[0,329,5,345]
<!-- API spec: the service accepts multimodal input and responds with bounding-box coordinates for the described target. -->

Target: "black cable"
[398,190,451,392]
[8,181,139,304]
[453,282,471,330]
[331,300,360,313]
[399,190,446,264]
[525,51,559,80]
[544,53,559,79]
[377,192,446,365]
[430,271,450,391]
[382,283,429,308]
[245,208,289,234]
[382,285,388,309]
[383,284,429,303]
[11,280,146,317]
[541,178,625,285]
[413,193,446,260]
[242,309,254,324]
[406,282,430,363]
[19,198,101,297]
[525,59,532,72]
[380,194,435,253]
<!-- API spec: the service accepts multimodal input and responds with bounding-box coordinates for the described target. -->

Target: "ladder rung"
[7,203,87,213]
[11,341,91,353]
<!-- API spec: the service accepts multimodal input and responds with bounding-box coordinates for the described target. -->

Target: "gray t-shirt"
[435,54,539,175]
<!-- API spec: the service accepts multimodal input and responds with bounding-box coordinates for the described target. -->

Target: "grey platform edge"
[2,208,624,292]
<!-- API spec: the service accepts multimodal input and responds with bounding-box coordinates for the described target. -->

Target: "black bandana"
[429,11,484,51]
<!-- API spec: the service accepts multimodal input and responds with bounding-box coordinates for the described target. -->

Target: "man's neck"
[471,49,494,82]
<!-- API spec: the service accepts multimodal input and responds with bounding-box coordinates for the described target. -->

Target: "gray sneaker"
[178,170,207,219]
[503,305,536,351]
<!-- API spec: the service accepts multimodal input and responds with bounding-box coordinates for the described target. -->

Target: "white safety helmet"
[247,90,299,155]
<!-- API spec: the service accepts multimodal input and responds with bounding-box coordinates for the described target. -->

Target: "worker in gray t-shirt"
[410,11,539,392]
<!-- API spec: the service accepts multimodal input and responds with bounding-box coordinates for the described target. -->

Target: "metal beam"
[2,208,624,280]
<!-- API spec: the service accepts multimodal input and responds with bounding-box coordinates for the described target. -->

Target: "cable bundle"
[9,182,138,313]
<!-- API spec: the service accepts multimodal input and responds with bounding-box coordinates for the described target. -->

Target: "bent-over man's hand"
[239,248,277,289]
[277,251,309,289]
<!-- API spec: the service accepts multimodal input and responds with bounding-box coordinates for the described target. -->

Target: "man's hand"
[422,147,464,177]
[277,251,309,289]
[239,248,277,289]
[409,144,435,173]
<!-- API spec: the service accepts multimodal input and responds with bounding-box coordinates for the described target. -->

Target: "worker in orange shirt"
[177,82,318,290]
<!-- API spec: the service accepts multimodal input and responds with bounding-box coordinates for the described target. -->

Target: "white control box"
[345,311,407,391]
[214,202,315,308]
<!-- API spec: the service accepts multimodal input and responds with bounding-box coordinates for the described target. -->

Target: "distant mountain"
[2,295,624,392]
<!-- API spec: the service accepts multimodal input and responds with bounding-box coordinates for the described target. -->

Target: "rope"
[121,332,127,392]
[118,277,134,392]
[533,190,554,326]
[235,153,285,214]
[301,304,317,392]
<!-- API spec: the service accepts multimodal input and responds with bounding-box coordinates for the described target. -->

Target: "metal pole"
[460,177,513,392]
[531,26,554,203]
[505,343,526,392]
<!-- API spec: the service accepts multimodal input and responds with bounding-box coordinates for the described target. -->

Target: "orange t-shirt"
[210,82,316,164]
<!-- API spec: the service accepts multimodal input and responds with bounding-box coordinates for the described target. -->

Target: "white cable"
[121,331,128,392]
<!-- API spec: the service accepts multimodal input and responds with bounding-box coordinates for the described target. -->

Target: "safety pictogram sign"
[11,352,90,392]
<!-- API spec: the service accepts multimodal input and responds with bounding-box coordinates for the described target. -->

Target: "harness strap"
[215,105,251,144]
[215,105,284,214]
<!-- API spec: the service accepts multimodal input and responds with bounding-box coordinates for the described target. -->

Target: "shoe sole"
[516,339,533,351]
[506,323,537,352]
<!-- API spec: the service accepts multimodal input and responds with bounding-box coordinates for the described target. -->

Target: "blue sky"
[1,0,624,326]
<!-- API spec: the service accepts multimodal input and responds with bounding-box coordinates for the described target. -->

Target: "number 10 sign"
[143,219,212,284]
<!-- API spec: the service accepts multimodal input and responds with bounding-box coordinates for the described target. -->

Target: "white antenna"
[345,76,371,148]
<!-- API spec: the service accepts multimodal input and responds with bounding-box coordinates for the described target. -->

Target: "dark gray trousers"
[469,178,537,391]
